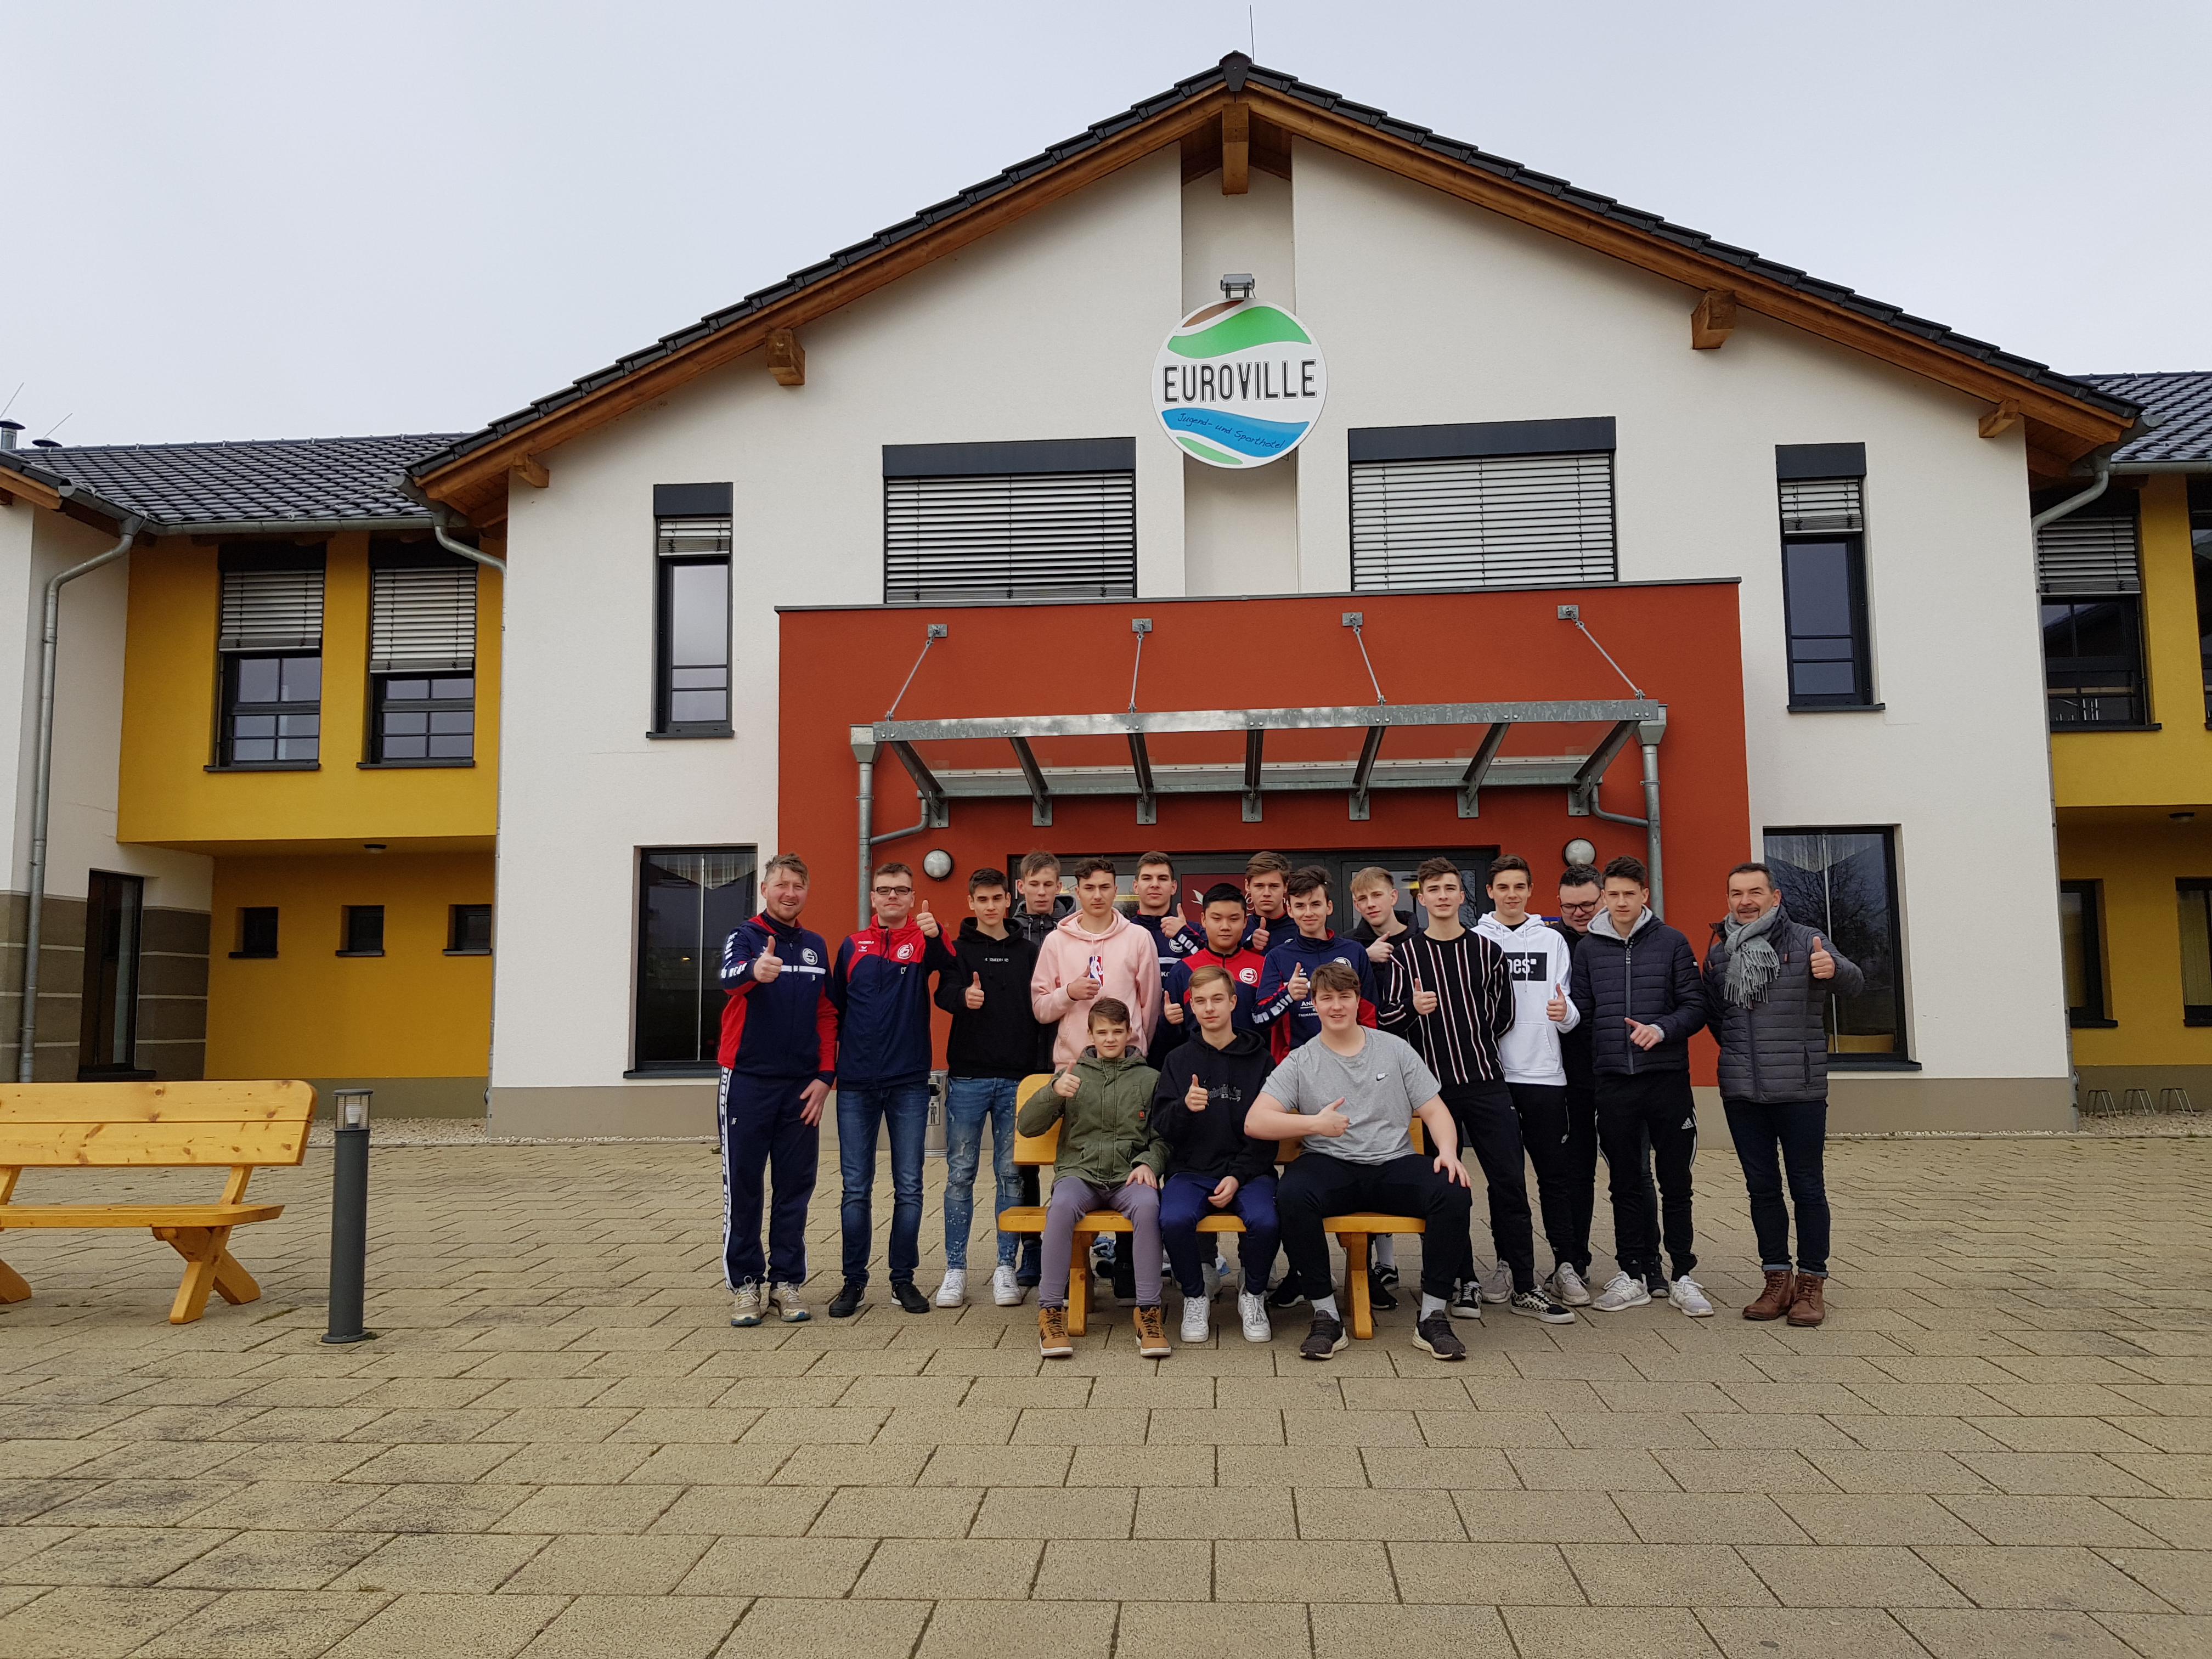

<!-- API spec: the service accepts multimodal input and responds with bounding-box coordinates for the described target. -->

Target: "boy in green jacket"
[1017,997,1169,1359]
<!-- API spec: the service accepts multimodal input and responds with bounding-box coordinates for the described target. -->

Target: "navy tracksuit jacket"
[829,922,957,1090]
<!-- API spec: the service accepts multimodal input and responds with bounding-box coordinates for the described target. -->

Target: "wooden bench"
[996,1072,1435,1340]
[0,1080,316,1324]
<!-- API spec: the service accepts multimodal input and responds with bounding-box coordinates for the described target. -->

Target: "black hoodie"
[934,918,1045,1080]
[1150,1027,1280,1183]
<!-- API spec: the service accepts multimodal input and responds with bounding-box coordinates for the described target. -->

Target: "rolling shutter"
[1778,477,1864,534]
[218,567,324,652]
[1350,452,1615,591]
[2037,515,2141,595]
[885,471,1136,603]
[370,563,478,674]
[657,516,732,557]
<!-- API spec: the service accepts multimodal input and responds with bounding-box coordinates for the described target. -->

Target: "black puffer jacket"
[1701,906,1865,1104]
[1548,921,1594,1091]
[1567,907,1708,1076]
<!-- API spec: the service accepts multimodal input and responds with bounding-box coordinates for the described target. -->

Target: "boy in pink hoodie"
[1031,856,1163,1065]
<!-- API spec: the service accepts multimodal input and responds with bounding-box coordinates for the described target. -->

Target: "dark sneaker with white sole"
[1509,1288,1576,1324]
[1413,1312,1467,1360]
[1269,1278,1308,1310]
[1300,1312,1348,1361]
[828,1280,865,1319]
[1367,1266,1398,1311]
[890,1280,930,1315]
[1448,1279,1484,1321]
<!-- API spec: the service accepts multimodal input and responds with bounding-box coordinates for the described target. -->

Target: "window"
[369,543,477,763]
[656,525,732,731]
[2180,881,2212,1026]
[232,907,279,959]
[1350,417,1617,592]
[2038,498,2146,728]
[635,847,758,1073]
[2060,881,2111,1026]
[338,905,385,957]
[217,545,325,766]
[2190,478,2211,721]
[884,439,1136,603]
[1777,473,1873,708]
[448,903,492,955]
[1763,827,1909,1061]
[79,871,148,1079]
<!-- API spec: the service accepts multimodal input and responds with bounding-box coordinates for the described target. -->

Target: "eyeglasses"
[872,885,913,897]
[1558,900,1599,915]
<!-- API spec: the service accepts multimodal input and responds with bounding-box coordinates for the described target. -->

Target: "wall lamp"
[1220,273,1255,302]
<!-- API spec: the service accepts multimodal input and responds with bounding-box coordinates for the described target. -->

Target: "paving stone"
[1694,1607,1928,1659]
[158,1529,387,1590]
[1736,1544,1972,1608]
[1114,1600,1312,1655]
[325,1590,567,1658]
[135,1589,393,1657]
[1499,1605,1721,1657]
[0,1585,219,1658]
[330,1533,549,1594]
[1893,1607,2141,1658]
[918,1599,1114,1658]
[1917,1545,2174,1612]
[1389,1540,1583,1604]
[1560,1542,1776,1606]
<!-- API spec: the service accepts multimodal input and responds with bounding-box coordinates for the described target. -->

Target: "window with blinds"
[218,567,325,652]
[654,515,733,733]
[1348,452,1616,591]
[1774,473,1874,709]
[884,471,1137,603]
[216,546,324,766]
[2036,514,2141,595]
[1779,477,1864,534]
[370,563,477,674]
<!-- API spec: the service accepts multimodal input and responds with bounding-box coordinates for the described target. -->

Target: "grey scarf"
[1722,905,1783,1007]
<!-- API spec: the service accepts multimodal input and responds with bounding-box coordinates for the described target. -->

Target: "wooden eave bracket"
[1222,104,1250,196]
[1691,290,1736,349]
[768,328,806,386]
[510,454,549,489]
[1979,400,2024,439]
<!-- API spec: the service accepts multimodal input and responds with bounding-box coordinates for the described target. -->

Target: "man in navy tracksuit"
[1256,867,1378,1059]
[718,853,838,1328]
[827,860,957,1318]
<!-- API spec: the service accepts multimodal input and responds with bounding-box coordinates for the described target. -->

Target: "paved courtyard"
[2,1130,2209,1658]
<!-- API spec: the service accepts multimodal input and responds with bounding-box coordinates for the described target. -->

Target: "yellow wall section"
[2059,812,2212,1068]
[118,531,501,851]
[2051,476,2210,811]
[206,852,494,1080]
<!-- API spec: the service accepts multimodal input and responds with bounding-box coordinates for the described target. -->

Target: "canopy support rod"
[1011,736,1052,827]
[1456,721,1511,820]
[1127,617,1152,713]
[1341,611,1387,704]
[884,622,946,720]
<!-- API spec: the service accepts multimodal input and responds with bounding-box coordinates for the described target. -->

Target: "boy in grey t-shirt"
[1245,961,1476,1363]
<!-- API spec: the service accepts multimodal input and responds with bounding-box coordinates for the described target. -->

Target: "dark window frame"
[652,531,733,737]
[447,903,493,956]
[632,845,758,1076]
[78,870,151,1081]
[1781,534,1875,709]
[1762,824,1912,1067]
[369,672,477,765]
[2180,879,2212,1026]
[337,905,385,957]
[2060,880,2114,1028]
[219,651,323,768]
[2188,477,2211,723]
[2042,593,2149,729]
[230,906,279,960]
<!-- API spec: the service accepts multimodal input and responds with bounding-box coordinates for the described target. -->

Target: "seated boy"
[1245,961,1476,1363]
[1152,966,1281,1345]
[1014,997,1171,1360]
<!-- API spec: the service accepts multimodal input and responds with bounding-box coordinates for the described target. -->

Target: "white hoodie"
[1472,911,1581,1085]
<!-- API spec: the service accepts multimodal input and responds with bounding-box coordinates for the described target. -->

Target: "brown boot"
[1786,1275,1826,1327]
[1743,1268,1795,1321]
[1037,1305,1073,1358]
[1133,1304,1172,1359]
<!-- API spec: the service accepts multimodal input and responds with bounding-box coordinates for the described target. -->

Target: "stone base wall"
[0,893,208,1082]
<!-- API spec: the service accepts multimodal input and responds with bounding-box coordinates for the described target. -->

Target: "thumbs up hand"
[1547,981,1568,1023]
[1186,1074,1210,1111]
[753,947,783,983]
[1809,935,1835,980]
[1164,997,1184,1025]
[1412,978,1438,1017]
[1053,1068,1081,1100]
[1367,936,1395,963]
[1286,965,1311,1002]
[964,972,985,1009]
[916,901,939,939]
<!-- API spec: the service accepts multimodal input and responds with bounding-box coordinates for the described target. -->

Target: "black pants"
[1507,1082,1587,1281]
[1595,1069,1699,1281]
[1564,1084,1661,1279]
[1438,1080,1536,1293]
[1278,1150,1473,1301]
[1723,1097,1830,1277]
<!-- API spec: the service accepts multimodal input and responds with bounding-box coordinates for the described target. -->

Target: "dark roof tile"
[7,433,460,527]
[2086,373,2212,464]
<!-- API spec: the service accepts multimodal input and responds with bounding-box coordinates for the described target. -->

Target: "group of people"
[715,845,1860,1362]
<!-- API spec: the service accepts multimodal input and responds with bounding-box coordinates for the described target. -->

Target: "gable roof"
[2085,374,2212,466]
[411,53,2138,521]
[4,433,459,533]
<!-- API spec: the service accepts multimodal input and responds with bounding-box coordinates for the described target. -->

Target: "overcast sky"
[10,1,2208,448]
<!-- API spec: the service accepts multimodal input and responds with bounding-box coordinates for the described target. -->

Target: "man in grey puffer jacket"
[1702,861,1863,1329]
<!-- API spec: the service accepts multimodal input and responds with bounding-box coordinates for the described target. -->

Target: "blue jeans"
[837,1082,929,1286]
[1723,1097,1830,1277]
[1159,1171,1279,1295]
[943,1076,1022,1270]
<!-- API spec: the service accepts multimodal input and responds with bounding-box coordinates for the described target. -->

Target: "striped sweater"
[1380,926,1516,1086]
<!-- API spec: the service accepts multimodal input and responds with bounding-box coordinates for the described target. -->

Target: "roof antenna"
[884,623,946,720]
[1248,4,1256,57]
[1556,605,1645,698]
[36,414,71,443]
[0,383,22,422]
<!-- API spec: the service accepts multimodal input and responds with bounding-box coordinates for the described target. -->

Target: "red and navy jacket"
[1131,910,1204,971]
[718,913,837,1083]
[829,921,957,1090]
[1256,929,1379,1059]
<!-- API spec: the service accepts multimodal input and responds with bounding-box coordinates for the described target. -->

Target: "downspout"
[850,728,878,932]
[19,515,145,1081]
[430,509,506,574]
[2030,452,2111,532]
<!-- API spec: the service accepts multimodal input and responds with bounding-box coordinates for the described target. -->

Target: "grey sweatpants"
[1040,1176,1162,1308]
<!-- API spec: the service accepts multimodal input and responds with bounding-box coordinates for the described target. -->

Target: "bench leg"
[211,1248,262,1307]
[1337,1233,1374,1340]
[0,1252,29,1304]
[157,1225,235,1325]
[1066,1229,1093,1337]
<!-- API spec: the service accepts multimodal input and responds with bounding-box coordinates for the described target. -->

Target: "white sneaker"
[1448,1279,1485,1321]
[730,1281,765,1327]
[768,1281,808,1323]
[1668,1276,1714,1318]
[991,1264,1023,1306]
[1550,1263,1592,1307]
[934,1269,967,1308]
[1180,1297,1211,1343]
[1237,1289,1271,1342]
[1479,1257,1514,1304]
[1590,1271,1654,1312]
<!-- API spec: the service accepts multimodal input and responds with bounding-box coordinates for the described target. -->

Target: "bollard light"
[322,1089,377,1345]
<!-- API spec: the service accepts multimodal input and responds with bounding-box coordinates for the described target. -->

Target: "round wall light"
[922,849,955,881]
[1562,838,1597,869]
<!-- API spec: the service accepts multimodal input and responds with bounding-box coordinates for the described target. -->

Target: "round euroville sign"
[1153,299,1327,469]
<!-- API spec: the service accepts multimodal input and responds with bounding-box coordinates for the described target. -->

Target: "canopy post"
[1638,712,1667,917]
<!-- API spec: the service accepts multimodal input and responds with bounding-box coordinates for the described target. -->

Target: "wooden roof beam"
[1222,104,1250,195]
[768,328,806,386]
[1691,289,1736,349]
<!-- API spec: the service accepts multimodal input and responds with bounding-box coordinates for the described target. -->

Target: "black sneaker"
[1414,1311,1468,1361]
[1300,1312,1348,1361]
[890,1280,930,1315]
[1268,1278,1308,1310]
[828,1280,865,1319]
[1110,1271,1138,1307]
[1448,1279,1484,1322]
[1508,1288,1576,1325]
[1376,1263,1401,1289]
[1366,1266,1398,1312]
